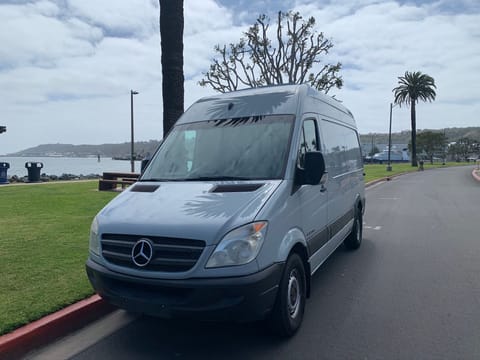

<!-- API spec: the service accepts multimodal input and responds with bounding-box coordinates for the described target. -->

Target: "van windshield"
[141,115,294,181]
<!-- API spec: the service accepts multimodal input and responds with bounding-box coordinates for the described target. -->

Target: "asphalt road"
[28,166,480,360]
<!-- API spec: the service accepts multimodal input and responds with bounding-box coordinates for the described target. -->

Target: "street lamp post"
[130,90,139,173]
[387,102,397,172]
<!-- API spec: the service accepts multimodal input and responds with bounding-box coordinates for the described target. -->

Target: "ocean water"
[0,157,143,177]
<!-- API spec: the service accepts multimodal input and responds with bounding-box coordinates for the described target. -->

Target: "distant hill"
[6,140,161,158]
[5,127,479,158]
[359,127,480,145]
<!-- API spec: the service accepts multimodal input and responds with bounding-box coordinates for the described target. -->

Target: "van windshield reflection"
[141,115,294,181]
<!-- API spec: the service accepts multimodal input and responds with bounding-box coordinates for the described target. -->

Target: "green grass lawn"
[363,161,473,183]
[0,163,475,335]
[0,181,116,335]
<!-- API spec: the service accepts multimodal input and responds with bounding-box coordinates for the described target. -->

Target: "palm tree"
[159,0,184,137]
[393,71,436,167]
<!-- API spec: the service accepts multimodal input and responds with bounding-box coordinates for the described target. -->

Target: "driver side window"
[298,119,319,169]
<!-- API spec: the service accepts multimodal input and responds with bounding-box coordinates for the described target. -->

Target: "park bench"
[98,171,140,191]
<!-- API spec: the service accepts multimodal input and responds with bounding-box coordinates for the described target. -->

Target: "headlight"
[89,217,100,256]
[206,222,268,268]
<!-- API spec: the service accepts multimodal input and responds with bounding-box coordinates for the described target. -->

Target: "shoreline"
[4,173,101,184]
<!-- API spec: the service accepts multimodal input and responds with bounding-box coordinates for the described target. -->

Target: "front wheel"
[267,253,306,337]
[344,209,362,250]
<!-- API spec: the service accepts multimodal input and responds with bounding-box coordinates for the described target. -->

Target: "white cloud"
[184,0,233,35]
[66,0,158,38]
[0,3,97,68]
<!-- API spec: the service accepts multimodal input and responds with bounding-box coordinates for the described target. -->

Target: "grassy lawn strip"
[0,181,116,335]
[363,161,472,183]
[0,163,474,335]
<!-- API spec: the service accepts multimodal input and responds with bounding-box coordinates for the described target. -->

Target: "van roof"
[177,84,354,125]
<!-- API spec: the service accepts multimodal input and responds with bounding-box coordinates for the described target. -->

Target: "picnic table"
[98,171,140,191]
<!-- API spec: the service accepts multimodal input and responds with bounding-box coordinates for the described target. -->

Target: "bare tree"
[199,11,343,94]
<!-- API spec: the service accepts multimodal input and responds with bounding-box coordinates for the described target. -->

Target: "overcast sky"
[0,0,479,154]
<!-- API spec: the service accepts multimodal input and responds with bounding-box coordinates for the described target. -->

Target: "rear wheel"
[267,253,306,337]
[344,208,362,250]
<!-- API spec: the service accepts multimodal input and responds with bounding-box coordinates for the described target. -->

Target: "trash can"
[25,162,43,182]
[0,162,9,184]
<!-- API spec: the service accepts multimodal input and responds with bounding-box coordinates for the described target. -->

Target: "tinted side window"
[320,120,362,176]
[298,119,319,169]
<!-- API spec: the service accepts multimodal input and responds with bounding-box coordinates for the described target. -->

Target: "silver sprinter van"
[86,84,365,336]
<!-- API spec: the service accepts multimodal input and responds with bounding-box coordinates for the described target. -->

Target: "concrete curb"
[365,171,411,188]
[0,295,114,359]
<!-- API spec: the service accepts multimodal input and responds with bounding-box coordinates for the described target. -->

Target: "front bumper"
[86,258,283,322]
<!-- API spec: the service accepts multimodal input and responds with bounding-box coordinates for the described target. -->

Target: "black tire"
[267,253,306,337]
[344,208,362,250]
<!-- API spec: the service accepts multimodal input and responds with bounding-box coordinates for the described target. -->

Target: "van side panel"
[318,119,364,234]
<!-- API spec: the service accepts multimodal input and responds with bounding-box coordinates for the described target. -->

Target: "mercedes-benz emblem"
[131,238,153,267]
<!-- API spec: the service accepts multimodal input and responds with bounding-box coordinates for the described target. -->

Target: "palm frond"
[392,70,436,106]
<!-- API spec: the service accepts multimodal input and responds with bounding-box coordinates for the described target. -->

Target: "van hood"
[97,181,281,245]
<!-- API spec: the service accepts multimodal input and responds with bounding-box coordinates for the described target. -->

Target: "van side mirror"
[303,151,326,185]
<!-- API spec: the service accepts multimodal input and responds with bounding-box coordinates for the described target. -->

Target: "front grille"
[101,233,206,272]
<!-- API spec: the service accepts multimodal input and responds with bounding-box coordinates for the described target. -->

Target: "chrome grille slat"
[152,244,204,251]
[102,250,131,261]
[151,258,197,265]
[102,239,135,248]
[101,233,206,272]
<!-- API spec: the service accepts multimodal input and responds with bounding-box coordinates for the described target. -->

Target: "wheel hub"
[287,269,300,318]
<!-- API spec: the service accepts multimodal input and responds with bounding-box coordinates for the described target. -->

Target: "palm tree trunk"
[410,101,417,167]
[160,0,184,137]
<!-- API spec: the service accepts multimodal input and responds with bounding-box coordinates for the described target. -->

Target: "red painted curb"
[472,168,480,182]
[0,295,114,359]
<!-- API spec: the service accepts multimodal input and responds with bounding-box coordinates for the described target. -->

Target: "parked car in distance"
[370,148,409,164]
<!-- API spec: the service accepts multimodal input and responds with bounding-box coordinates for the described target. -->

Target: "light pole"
[130,90,139,173]
[387,102,398,171]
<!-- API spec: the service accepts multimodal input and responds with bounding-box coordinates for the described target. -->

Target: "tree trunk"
[160,0,184,137]
[410,101,417,167]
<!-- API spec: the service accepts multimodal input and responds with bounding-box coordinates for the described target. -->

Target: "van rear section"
[86,84,365,337]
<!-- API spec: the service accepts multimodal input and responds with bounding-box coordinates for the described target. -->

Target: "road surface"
[28,166,480,359]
